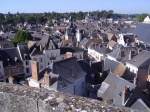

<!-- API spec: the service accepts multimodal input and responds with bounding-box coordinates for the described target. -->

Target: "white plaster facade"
[126,62,138,74]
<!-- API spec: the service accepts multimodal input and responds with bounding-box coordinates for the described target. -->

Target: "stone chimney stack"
[122,86,131,105]
[8,76,15,84]
[66,52,72,59]
[44,71,51,87]
[31,60,39,81]
[129,50,135,60]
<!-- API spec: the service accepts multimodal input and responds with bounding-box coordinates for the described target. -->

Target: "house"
[0,48,24,82]
[107,40,117,50]
[97,73,136,106]
[80,38,102,50]
[28,57,86,96]
[107,46,138,63]
[17,43,31,77]
[59,47,84,60]
[143,16,150,24]
[134,23,150,45]
[88,45,112,62]
[118,34,135,47]
[107,33,117,42]
[126,50,150,90]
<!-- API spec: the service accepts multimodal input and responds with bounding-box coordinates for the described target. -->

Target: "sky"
[0,0,150,14]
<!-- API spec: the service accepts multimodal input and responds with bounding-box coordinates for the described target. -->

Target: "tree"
[137,13,148,23]
[13,30,33,45]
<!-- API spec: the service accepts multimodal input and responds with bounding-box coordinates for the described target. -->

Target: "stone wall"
[0,83,138,112]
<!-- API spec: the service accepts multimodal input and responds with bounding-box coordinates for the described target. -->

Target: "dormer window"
[24,54,28,60]
[7,58,10,65]
[15,57,19,63]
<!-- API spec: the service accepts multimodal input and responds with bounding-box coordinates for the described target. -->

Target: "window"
[26,68,29,73]
[82,82,85,88]
[26,61,29,65]
[40,58,42,62]
[40,65,43,70]
[80,55,82,59]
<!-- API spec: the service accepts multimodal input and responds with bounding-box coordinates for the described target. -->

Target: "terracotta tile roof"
[108,40,117,48]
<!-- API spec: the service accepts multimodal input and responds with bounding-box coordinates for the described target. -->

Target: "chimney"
[120,50,125,58]
[129,50,135,60]
[122,86,131,105]
[44,71,51,87]
[8,76,15,84]
[66,52,72,59]
[31,60,39,81]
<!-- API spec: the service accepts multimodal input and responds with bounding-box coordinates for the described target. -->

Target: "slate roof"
[80,38,88,46]
[123,35,135,44]
[107,46,121,59]
[127,50,150,67]
[125,86,150,110]
[103,58,120,73]
[130,99,150,111]
[17,43,31,60]
[0,48,22,67]
[134,23,150,45]
[38,66,73,90]
[93,46,112,54]
[98,73,136,106]
[78,60,95,84]
[60,47,84,54]
[53,57,86,83]
[30,47,43,56]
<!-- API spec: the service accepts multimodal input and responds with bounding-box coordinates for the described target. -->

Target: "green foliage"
[13,30,33,45]
[137,13,148,23]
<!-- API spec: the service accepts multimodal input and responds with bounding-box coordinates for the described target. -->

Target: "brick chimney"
[31,60,39,81]
[44,71,51,87]
[129,50,135,60]
[66,52,72,59]
[8,76,15,84]
[122,86,131,105]
[120,50,125,58]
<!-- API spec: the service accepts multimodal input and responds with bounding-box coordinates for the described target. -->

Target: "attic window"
[15,57,19,63]
[24,54,28,60]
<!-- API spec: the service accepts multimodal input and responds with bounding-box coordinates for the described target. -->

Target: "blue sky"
[0,0,150,14]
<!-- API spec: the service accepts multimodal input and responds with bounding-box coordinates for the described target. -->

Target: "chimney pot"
[66,52,72,59]
[129,50,135,60]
